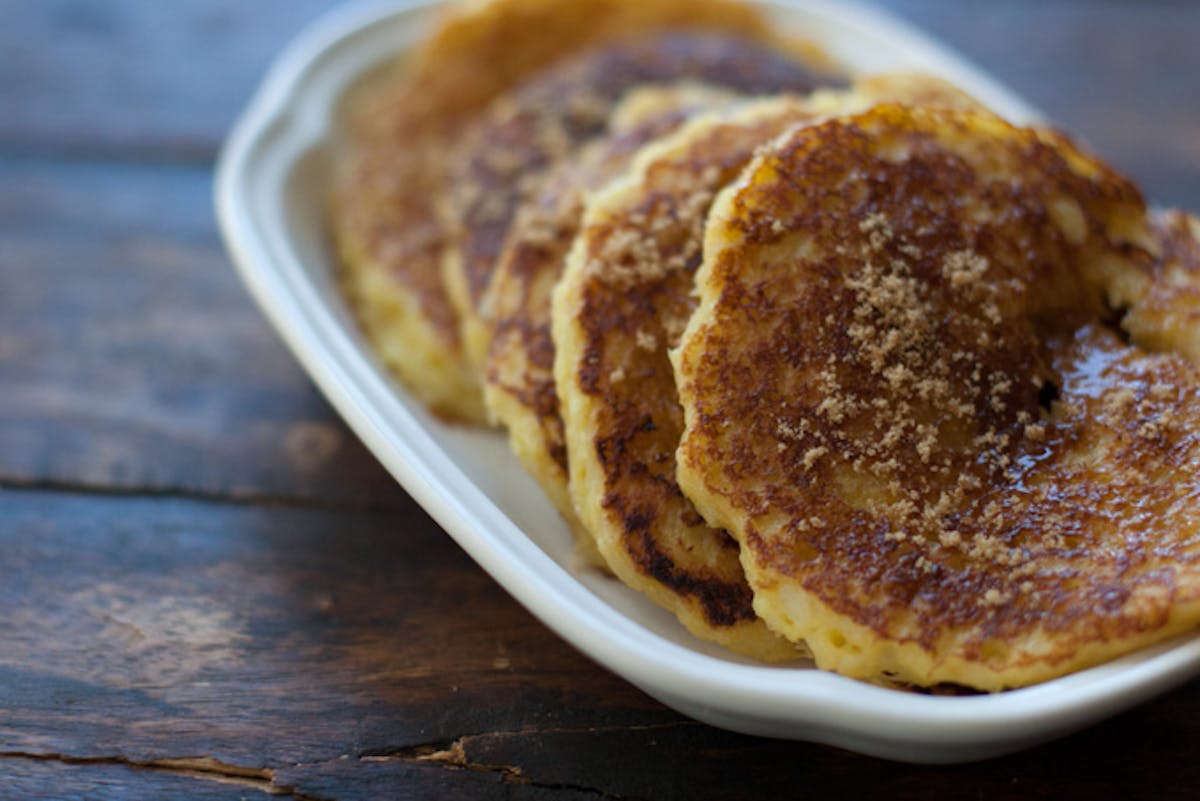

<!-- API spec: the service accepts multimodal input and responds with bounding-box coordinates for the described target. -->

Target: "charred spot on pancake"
[1037,379,1061,411]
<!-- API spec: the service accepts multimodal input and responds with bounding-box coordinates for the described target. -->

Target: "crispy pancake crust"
[674,105,1200,689]
[553,98,844,660]
[411,0,780,116]
[1124,210,1200,364]
[336,97,487,421]
[446,31,829,376]
[484,84,738,550]
[334,0,786,422]
[495,75,978,571]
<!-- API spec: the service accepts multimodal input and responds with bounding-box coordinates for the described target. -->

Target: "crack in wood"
[0,751,331,801]
[366,738,635,800]
[362,736,530,783]
[359,720,697,760]
[356,723,701,800]
[2,726,693,799]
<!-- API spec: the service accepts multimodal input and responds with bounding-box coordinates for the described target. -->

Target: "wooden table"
[3,2,1198,798]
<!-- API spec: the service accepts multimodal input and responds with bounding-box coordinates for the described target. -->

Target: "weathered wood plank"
[0,756,281,801]
[0,0,340,161]
[274,758,607,801]
[2,487,1200,800]
[408,697,1200,801]
[1,0,1198,210]
[4,2,1200,799]
[0,157,404,504]
[0,489,670,773]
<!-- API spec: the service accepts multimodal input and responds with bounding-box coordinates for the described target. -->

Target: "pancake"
[483,83,739,546]
[495,74,978,573]
[401,0,776,120]
[445,31,831,377]
[1123,210,1200,364]
[336,89,486,422]
[552,97,855,661]
[334,0,783,422]
[673,104,1200,689]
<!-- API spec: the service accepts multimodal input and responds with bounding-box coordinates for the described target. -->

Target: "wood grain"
[0,490,670,766]
[0,0,340,162]
[0,0,1195,206]
[3,0,1200,798]
[3,488,1199,800]
[0,157,405,505]
[2,0,1198,200]
[2,756,281,801]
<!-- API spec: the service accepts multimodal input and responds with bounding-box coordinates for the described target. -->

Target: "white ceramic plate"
[215,0,1200,763]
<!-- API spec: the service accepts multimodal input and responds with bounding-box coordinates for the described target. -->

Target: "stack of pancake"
[334,0,1200,690]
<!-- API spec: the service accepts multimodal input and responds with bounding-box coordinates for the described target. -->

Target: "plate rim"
[215,0,1200,762]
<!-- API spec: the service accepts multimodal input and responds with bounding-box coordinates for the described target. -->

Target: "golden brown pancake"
[851,72,986,112]
[484,83,739,548]
[552,97,849,661]
[494,74,977,571]
[1123,210,1200,364]
[674,104,1200,689]
[334,0,784,422]
[445,31,831,376]
[336,88,487,421]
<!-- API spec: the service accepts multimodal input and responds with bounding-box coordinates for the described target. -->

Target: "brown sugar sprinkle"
[942,249,989,288]
[586,169,722,289]
[979,588,1010,608]
[582,101,835,303]
[586,219,675,286]
[677,105,1200,662]
[450,31,824,306]
[568,103,844,639]
[775,417,810,441]
[802,446,828,470]
[795,204,1036,532]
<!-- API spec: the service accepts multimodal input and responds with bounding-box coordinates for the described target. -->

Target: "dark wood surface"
[2,1,1198,798]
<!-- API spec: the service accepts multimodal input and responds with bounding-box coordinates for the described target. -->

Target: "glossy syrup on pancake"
[445,31,831,376]
[674,104,1200,689]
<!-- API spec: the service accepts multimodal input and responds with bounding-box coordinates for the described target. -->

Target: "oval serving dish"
[215,0,1200,763]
